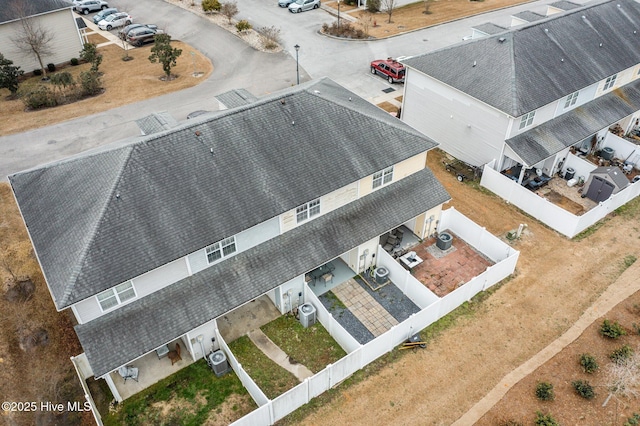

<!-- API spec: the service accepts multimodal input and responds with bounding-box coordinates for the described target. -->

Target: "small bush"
[33,68,42,76]
[202,0,221,12]
[600,319,626,339]
[70,57,79,66]
[535,412,559,426]
[47,63,56,72]
[79,70,102,96]
[579,353,599,373]
[258,25,281,50]
[610,344,634,365]
[572,380,595,399]
[236,19,252,33]
[535,382,554,401]
[625,413,640,426]
[19,84,57,109]
[366,0,380,12]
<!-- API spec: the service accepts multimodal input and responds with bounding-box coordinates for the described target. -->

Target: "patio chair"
[168,343,182,365]
[117,365,139,383]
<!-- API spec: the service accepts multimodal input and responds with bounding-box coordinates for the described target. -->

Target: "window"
[372,166,394,189]
[564,91,579,109]
[97,281,136,311]
[296,198,321,223]
[206,236,237,264]
[518,111,536,130]
[603,74,617,91]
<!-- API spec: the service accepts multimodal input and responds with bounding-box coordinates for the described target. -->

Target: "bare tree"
[381,0,395,23]
[604,350,640,406]
[9,0,54,78]
[220,1,239,25]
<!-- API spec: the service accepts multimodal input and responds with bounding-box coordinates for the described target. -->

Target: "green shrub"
[202,0,221,12]
[600,319,626,339]
[535,382,554,401]
[19,84,57,109]
[236,19,252,33]
[572,380,595,399]
[70,57,79,66]
[366,0,379,12]
[579,353,598,373]
[610,344,634,365]
[535,412,559,426]
[624,413,640,426]
[79,70,102,96]
[47,63,56,72]
[33,69,42,76]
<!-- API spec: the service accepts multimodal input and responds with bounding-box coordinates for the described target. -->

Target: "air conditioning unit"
[436,232,453,250]
[299,303,316,328]
[207,350,230,377]
[374,267,389,285]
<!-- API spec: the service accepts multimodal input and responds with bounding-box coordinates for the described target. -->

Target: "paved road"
[0,0,584,179]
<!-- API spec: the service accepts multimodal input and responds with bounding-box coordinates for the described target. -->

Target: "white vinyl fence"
[229,208,519,426]
[70,354,103,426]
[481,162,640,238]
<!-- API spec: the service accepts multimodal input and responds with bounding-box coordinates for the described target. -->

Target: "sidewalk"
[453,260,640,424]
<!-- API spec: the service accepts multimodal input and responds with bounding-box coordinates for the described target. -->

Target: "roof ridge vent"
[472,60,476,67]
[498,37,506,43]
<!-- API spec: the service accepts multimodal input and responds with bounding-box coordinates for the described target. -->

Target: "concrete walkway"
[453,260,640,425]
[247,329,314,381]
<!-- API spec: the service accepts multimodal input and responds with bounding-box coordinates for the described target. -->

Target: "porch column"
[104,373,123,402]
[517,166,527,185]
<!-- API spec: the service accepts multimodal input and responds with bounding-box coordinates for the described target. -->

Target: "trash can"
[564,167,575,180]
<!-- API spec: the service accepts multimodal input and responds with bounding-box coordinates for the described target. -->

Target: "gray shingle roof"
[9,78,439,310]
[75,168,450,377]
[0,0,72,24]
[506,79,640,166]
[511,11,546,23]
[215,88,258,109]
[472,23,507,35]
[548,1,581,11]
[403,0,640,117]
[135,112,179,135]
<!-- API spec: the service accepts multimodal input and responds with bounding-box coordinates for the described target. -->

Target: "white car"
[74,0,108,14]
[98,12,132,31]
[288,0,320,12]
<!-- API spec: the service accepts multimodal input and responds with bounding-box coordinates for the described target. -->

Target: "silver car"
[288,0,320,13]
[74,0,108,14]
[93,8,118,24]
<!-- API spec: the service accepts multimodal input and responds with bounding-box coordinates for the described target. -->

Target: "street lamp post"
[294,44,300,85]
[337,0,341,29]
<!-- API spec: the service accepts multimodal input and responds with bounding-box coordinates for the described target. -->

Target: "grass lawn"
[261,314,347,373]
[102,360,255,426]
[229,335,300,399]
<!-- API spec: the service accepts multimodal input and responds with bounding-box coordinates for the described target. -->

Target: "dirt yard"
[0,40,212,136]
[296,148,640,425]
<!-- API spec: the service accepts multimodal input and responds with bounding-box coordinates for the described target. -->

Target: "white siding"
[0,9,82,72]
[402,69,510,167]
[552,81,599,118]
[595,66,637,98]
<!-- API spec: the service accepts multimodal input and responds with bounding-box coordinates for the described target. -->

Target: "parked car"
[97,12,132,31]
[92,7,117,24]
[118,23,158,40]
[370,58,406,84]
[74,0,108,14]
[288,0,320,13]
[126,27,164,46]
[278,0,295,7]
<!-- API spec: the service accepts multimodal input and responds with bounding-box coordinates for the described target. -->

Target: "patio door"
[585,176,615,203]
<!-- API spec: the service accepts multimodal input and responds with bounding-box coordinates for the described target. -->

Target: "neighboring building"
[0,0,83,72]
[10,78,451,399]
[401,0,640,237]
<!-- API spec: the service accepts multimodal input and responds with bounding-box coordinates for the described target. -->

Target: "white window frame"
[603,74,617,91]
[96,281,137,312]
[206,236,237,264]
[564,91,579,109]
[518,111,536,130]
[296,198,321,223]
[372,166,394,189]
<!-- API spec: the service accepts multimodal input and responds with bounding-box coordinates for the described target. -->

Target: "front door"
[585,176,615,202]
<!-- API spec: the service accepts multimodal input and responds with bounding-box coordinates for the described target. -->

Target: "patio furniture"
[156,344,169,359]
[117,365,139,383]
[399,251,423,270]
[168,343,182,365]
[309,262,335,283]
[321,272,333,286]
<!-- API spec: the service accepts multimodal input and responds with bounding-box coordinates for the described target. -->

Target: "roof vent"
[581,15,586,19]
[280,99,286,105]
[599,42,603,47]
[195,130,201,136]
[209,148,214,155]
[472,60,476,67]
[116,192,121,199]
[349,97,352,101]
[617,3,621,7]
[544,28,548,33]
[292,120,295,125]
[561,58,564,62]
[498,37,506,43]
[313,90,320,94]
